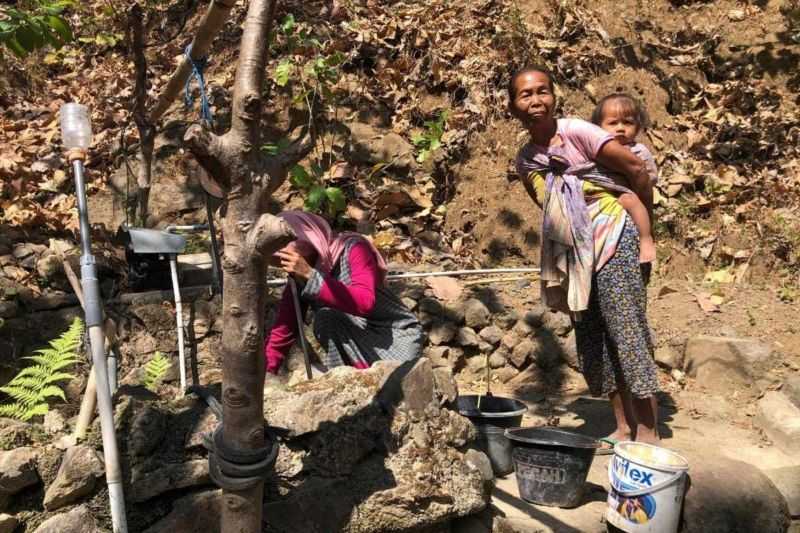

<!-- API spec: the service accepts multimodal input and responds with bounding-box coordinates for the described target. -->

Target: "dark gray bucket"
[505,427,599,508]
[456,395,527,476]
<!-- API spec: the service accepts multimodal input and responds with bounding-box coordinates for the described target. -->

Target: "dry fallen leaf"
[694,291,721,313]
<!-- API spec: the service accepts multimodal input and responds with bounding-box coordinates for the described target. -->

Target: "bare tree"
[183,0,315,529]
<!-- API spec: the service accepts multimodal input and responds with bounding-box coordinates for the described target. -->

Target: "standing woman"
[264,211,423,374]
[509,66,660,447]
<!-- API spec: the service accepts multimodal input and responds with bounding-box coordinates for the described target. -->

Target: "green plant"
[0,317,82,421]
[412,111,449,163]
[0,1,73,58]
[266,14,348,218]
[142,351,170,391]
[288,164,346,217]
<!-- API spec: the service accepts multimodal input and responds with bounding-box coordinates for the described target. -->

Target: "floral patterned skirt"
[573,217,658,398]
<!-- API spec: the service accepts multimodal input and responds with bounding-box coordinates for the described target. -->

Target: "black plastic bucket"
[456,395,527,476]
[505,427,599,508]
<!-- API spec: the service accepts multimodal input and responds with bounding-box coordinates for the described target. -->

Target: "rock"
[762,466,800,518]
[0,447,38,495]
[523,305,547,328]
[261,361,487,532]
[510,339,535,368]
[21,291,78,311]
[756,391,800,454]
[0,300,18,319]
[784,374,800,408]
[682,454,790,533]
[542,311,572,336]
[467,356,486,373]
[512,319,534,338]
[401,297,418,311]
[36,252,63,284]
[456,327,481,348]
[43,410,66,434]
[684,336,773,389]
[185,408,217,451]
[0,419,34,448]
[493,366,519,383]
[557,330,579,369]
[655,345,682,369]
[12,243,45,261]
[44,445,104,511]
[418,297,443,315]
[465,448,494,484]
[347,122,417,173]
[478,325,503,346]
[432,367,458,405]
[427,346,464,369]
[478,341,493,354]
[129,404,166,456]
[400,358,436,412]
[501,332,519,351]
[0,514,18,533]
[464,299,491,329]
[143,490,221,533]
[496,311,519,329]
[32,504,98,533]
[131,460,211,502]
[488,350,506,369]
[428,321,457,345]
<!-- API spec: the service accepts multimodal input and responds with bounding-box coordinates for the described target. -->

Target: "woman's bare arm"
[595,139,653,219]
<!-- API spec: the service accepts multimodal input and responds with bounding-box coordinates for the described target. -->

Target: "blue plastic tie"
[184,44,213,123]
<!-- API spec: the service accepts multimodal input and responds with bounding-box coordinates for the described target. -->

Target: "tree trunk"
[183,0,315,530]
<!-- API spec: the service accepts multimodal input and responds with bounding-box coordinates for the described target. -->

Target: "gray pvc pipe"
[73,159,128,533]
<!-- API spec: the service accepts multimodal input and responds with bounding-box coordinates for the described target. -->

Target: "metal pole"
[169,255,187,392]
[72,158,128,533]
[288,278,313,380]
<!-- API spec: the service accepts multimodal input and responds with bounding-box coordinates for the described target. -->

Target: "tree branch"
[184,125,229,191]
[247,213,295,257]
[129,3,156,226]
[148,0,238,123]
[230,0,278,146]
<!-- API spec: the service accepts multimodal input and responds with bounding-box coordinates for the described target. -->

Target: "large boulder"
[131,459,211,503]
[262,359,489,532]
[683,336,773,390]
[756,391,800,454]
[681,454,790,533]
[44,445,104,510]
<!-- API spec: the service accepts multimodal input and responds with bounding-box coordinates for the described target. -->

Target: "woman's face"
[511,71,555,127]
[269,240,318,267]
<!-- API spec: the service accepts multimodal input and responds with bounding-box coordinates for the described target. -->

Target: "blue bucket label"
[611,455,654,491]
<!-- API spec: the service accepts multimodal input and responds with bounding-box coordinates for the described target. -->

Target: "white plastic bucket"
[606,442,689,533]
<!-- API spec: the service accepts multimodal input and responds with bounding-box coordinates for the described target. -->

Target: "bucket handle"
[608,460,685,497]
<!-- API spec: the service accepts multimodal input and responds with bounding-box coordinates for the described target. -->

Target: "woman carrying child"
[509,66,660,447]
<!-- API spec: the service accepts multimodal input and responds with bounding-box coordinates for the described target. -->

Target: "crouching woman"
[264,211,423,374]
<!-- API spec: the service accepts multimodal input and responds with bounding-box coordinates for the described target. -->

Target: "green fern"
[142,351,170,391]
[0,317,82,421]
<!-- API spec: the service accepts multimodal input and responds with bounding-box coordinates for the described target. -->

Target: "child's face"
[511,71,556,128]
[599,101,639,145]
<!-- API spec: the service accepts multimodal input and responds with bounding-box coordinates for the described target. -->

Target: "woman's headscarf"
[278,210,388,283]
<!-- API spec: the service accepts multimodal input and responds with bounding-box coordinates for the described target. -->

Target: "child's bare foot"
[639,236,656,264]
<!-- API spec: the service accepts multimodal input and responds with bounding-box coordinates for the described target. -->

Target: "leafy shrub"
[142,351,170,391]
[0,1,73,58]
[0,317,82,421]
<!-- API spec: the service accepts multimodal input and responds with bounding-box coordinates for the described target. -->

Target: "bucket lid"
[456,395,527,419]
[504,427,600,449]
[614,441,689,471]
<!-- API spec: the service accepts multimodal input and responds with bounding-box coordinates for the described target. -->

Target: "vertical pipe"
[170,256,187,392]
[288,278,312,380]
[73,159,128,533]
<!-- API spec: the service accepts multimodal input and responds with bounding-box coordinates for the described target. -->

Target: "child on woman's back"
[591,93,658,264]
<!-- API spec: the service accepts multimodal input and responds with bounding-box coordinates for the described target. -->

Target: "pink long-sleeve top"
[264,240,379,374]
